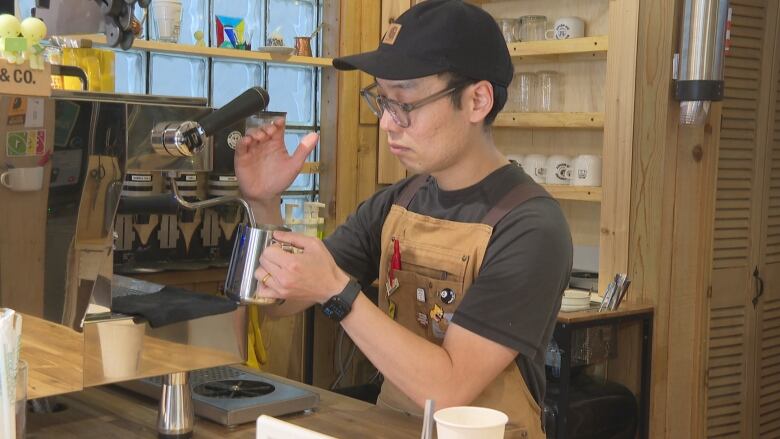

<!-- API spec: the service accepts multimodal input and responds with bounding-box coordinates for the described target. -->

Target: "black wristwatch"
[322,279,361,322]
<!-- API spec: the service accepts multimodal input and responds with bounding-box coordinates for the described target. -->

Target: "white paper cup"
[434,406,509,439]
[151,0,183,43]
[97,319,145,379]
[1,166,44,192]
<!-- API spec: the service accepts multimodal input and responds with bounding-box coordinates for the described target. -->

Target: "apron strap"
[481,183,553,228]
[394,174,430,209]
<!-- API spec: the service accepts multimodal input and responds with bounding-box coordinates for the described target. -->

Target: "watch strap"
[339,279,361,306]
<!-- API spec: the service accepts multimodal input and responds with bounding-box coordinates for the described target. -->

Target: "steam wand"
[168,174,257,228]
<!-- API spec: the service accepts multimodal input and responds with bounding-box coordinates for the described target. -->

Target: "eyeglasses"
[360,82,469,128]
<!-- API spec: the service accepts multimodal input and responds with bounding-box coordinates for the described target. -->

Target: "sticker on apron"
[388,300,397,320]
[416,312,428,328]
[439,288,456,305]
[386,277,400,296]
[416,287,426,303]
[431,313,454,339]
[429,304,444,323]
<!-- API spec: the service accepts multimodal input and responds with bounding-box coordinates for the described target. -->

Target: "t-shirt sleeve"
[323,182,406,286]
[451,198,572,360]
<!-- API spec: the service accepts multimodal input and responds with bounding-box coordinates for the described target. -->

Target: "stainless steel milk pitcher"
[224,224,292,305]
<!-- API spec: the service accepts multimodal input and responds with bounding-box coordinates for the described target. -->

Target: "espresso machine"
[0,86,270,437]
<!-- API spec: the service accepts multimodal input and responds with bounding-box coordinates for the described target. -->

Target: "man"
[235,0,572,436]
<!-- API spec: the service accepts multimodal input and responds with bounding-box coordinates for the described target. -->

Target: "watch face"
[324,297,350,321]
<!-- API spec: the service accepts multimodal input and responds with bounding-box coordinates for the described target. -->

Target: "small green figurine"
[21,17,47,70]
[0,14,25,64]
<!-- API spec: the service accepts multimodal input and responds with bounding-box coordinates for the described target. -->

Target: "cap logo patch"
[383,23,402,45]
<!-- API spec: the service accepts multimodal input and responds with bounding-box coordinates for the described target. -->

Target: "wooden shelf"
[508,36,608,62]
[494,112,604,129]
[541,184,602,202]
[63,34,334,68]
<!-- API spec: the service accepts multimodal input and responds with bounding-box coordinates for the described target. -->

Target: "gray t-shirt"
[323,164,572,405]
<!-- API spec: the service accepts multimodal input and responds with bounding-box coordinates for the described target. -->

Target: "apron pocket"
[391,270,464,342]
[388,238,469,283]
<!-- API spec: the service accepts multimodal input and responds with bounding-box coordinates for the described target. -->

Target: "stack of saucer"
[560,289,591,312]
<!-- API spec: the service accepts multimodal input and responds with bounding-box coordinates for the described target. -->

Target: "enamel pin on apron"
[385,239,401,296]
[439,288,456,304]
[388,300,397,320]
[416,287,426,302]
[429,304,444,323]
[416,311,428,327]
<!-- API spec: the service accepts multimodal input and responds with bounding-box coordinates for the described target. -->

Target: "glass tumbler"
[519,15,548,41]
[496,18,519,44]
[537,71,562,112]
[246,111,288,130]
[15,360,27,439]
[508,72,537,112]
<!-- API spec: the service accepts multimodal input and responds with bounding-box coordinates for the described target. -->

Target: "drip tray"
[119,366,319,426]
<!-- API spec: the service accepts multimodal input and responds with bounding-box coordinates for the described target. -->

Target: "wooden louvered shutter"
[754,4,780,435]
[707,1,771,437]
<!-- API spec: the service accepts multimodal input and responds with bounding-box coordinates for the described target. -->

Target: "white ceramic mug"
[1,166,44,191]
[573,154,602,186]
[545,155,572,185]
[545,17,585,40]
[522,154,547,184]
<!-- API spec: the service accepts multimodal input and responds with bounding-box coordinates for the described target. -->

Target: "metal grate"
[193,380,275,399]
[146,365,246,386]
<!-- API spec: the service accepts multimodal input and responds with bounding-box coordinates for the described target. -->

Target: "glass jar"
[537,71,562,112]
[496,18,519,44]
[519,15,547,42]
[507,72,537,112]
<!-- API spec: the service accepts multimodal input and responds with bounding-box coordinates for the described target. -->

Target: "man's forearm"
[340,294,483,409]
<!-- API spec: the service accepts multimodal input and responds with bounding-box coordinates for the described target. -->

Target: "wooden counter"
[556,302,654,324]
[26,372,529,438]
[20,314,83,399]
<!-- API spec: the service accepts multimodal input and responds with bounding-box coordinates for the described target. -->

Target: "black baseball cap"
[333,0,513,88]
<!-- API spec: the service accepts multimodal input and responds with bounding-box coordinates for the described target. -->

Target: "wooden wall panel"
[333,0,363,226]
[0,97,55,317]
[627,0,722,437]
[313,0,382,390]
[599,0,639,295]
[376,0,411,185]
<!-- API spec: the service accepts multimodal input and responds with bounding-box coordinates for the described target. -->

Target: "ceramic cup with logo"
[522,154,547,184]
[1,166,44,192]
[573,154,602,186]
[545,155,572,185]
[545,17,585,40]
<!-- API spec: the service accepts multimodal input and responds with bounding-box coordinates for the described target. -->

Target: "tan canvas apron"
[374,174,552,438]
